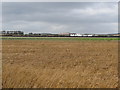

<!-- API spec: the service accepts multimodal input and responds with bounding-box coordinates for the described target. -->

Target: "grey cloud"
[2,2,118,34]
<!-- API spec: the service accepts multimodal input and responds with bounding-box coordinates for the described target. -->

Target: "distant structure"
[58,32,70,37]
[70,33,93,37]
[0,30,120,37]
[70,33,76,36]
[0,30,24,36]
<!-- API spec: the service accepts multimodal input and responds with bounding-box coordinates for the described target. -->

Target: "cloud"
[0,2,2,30]
[2,2,118,34]
[2,0,119,2]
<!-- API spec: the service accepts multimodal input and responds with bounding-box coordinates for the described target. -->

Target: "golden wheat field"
[2,40,118,88]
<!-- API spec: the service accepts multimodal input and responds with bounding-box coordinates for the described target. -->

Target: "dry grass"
[2,40,118,88]
[0,40,2,89]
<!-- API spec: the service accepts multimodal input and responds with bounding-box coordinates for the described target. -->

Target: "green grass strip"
[1,37,120,41]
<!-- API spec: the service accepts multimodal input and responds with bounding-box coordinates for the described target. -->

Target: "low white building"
[70,33,76,36]
[87,35,93,37]
[70,33,82,37]
[70,33,93,37]
[75,34,82,36]
[82,35,88,37]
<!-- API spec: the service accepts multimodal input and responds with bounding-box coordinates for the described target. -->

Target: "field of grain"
[2,39,118,88]
[0,40,2,89]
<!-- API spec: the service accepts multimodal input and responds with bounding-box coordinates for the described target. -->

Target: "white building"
[70,33,76,36]
[75,34,82,36]
[70,33,82,37]
[70,33,93,37]
[87,35,93,37]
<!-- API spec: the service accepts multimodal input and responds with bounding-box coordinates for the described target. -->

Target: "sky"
[2,2,118,34]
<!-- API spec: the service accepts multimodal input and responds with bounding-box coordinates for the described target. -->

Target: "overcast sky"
[2,2,118,34]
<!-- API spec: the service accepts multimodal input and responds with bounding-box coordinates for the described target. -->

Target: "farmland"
[2,37,119,88]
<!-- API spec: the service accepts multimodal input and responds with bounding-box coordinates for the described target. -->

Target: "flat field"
[2,38,119,88]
